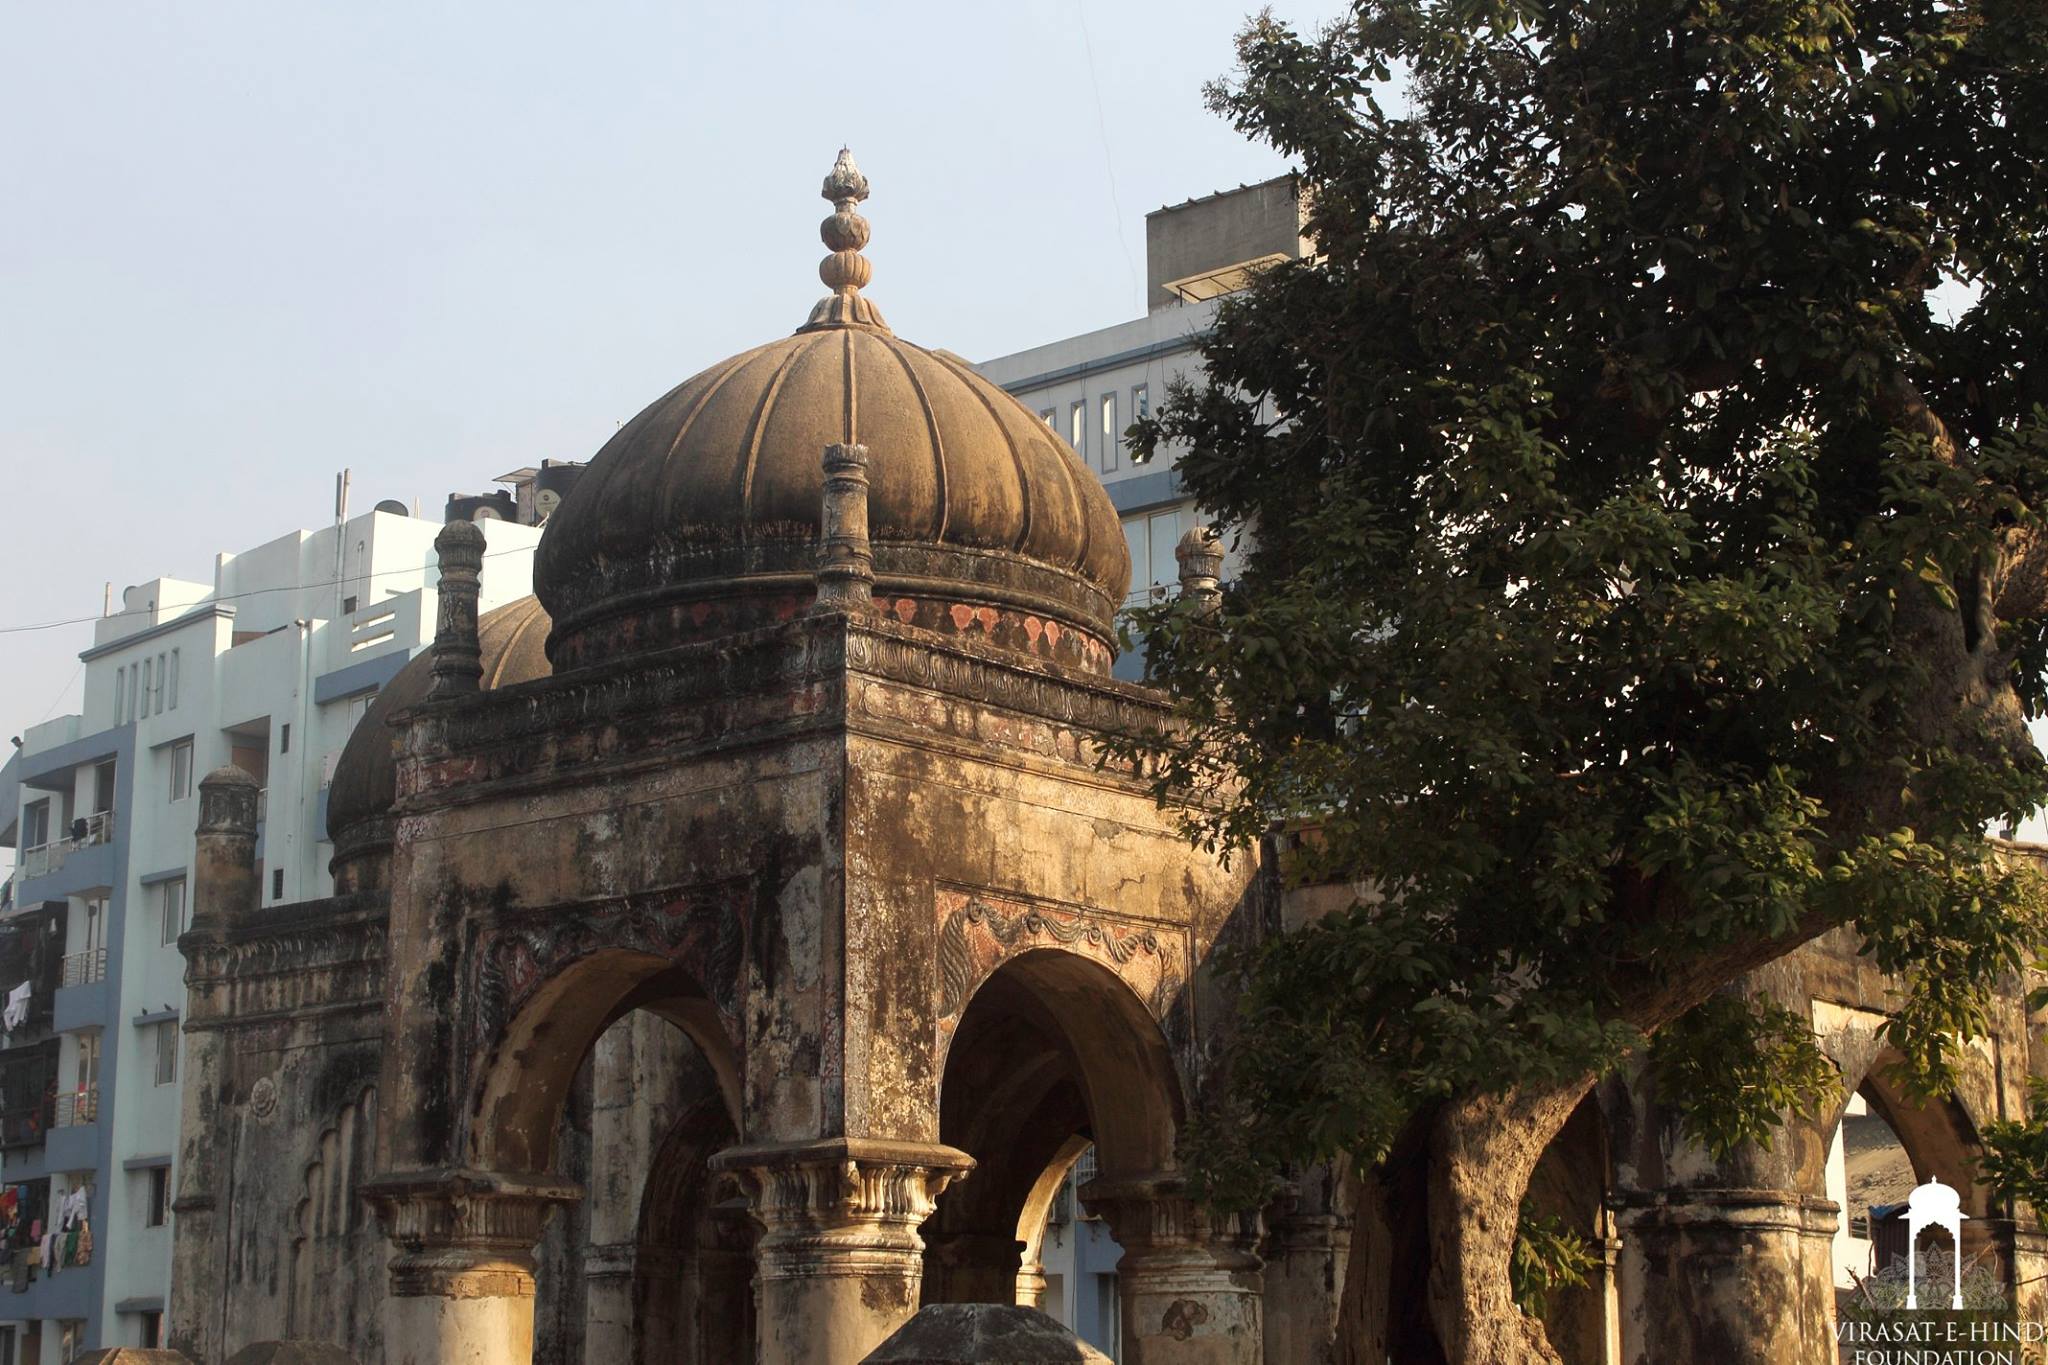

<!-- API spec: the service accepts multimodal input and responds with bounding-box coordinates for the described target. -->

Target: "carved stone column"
[1259,1168,1350,1365]
[429,519,486,698]
[166,765,264,1362]
[1616,1189,1837,1365]
[1014,1256,1049,1310]
[364,1169,580,1365]
[813,441,875,614]
[711,1138,973,1365]
[1083,1174,1264,1365]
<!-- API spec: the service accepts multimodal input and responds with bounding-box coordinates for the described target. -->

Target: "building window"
[1121,507,1190,602]
[22,799,49,852]
[167,648,179,711]
[1133,383,1149,421]
[1038,408,1054,428]
[168,740,193,802]
[346,690,377,727]
[272,869,285,901]
[114,668,125,727]
[1100,392,1119,473]
[1069,400,1086,456]
[142,1308,164,1346]
[280,723,291,755]
[160,878,185,946]
[154,1023,177,1087]
[141,657,153,718]
[129,663,140,723]
[155,653,167,714]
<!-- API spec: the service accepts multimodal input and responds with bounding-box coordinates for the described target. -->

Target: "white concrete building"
[0,503,542,1362]
[977,175,1305,681]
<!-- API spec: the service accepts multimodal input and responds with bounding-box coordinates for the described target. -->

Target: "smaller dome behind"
[325,596,553,843]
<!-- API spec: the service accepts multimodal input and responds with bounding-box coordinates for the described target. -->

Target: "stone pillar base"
[712,1137,975,1365]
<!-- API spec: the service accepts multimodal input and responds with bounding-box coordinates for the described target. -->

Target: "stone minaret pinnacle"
[803,148,890,332]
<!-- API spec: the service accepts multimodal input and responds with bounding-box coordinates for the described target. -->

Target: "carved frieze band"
[934,889,1186,1027]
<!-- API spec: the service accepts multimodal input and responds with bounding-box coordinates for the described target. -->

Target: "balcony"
[18,812,113,880]
[53,1089,96,1128]
[59,949,105,990]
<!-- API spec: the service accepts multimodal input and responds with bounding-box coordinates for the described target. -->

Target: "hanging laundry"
[1,982,27,1031]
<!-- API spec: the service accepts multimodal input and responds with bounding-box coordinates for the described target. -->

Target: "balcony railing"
[17,812,114,880]
[53,1089,96,1128]
[59,949,105,989]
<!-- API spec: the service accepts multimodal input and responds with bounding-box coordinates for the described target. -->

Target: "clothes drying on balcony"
[2,982,29,1032]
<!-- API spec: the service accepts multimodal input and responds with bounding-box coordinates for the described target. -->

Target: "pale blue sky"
[0,1,1313,733]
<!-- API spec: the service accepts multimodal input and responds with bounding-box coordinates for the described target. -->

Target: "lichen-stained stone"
[224,1343,362,1365]
[860,1303,1113,1363]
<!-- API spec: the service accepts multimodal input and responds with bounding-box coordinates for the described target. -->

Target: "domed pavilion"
[168,153,1290,1365]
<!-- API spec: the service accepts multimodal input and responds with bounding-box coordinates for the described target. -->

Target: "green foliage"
[1511,1203,1601,1319]
[1116,0,2048,1211]
[1648,994,1838,1157]
[1977,1075,2048,1215]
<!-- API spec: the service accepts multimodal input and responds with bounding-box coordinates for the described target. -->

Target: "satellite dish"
[472,505,501,521]
[534,488,563,520]
[373,498,409,517]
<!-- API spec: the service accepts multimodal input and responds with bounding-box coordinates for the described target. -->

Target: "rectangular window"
[1133,383,1149,421]
[280,723,290,755]
[346,690,377,727]
[93,759,115,815]
[1147,508,1185,593]
[129,663,140,723]
[160,878,185,946]
[114,668,125,727]
[1069,400,1086,456]
[83,897,105,955]
[141,657,152,719]
[167,648,179,711]
[168,740,193,802]
[142,1308,164,1346]
[1038,408,1055,428]
[155,653,167,714]
[22,800,49,850]
[154,1023,177,1087]
[1100,392,1119,473]
[1122,519,1149,601]
[272,868,285,901]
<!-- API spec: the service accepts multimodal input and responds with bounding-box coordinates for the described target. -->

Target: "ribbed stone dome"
[534,152,1129,673]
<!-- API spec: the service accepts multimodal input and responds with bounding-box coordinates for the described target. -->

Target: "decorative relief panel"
[468,878,752,1063]
[933,886,1189,1052]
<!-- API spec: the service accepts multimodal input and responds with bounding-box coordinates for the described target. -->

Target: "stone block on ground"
[860,1303,1113,1363]
[224,1345,360,1365]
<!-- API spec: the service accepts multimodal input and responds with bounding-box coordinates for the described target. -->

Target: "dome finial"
[802,148,891,333]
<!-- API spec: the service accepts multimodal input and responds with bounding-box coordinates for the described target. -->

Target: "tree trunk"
[1337,1079,1592,1364]
[1425,1082,1593,1364]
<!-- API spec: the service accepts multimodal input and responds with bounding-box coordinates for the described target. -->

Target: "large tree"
[1121,2,2048,1360]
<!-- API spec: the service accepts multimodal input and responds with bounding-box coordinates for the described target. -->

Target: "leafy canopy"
[1116,0,2048,1206]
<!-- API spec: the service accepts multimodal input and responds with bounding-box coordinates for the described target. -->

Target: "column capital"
[1080,1172,1263,1265]
[710,1138,973,1263]
[363,1167,582,1297]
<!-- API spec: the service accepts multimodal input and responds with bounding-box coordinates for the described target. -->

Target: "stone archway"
[468,949,742,1179]
[930,948,1261,1363]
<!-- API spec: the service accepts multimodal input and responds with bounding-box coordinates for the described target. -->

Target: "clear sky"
[0,0,1317,736]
